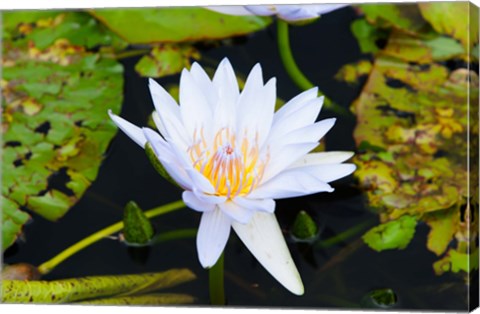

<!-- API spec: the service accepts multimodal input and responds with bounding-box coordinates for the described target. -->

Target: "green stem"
[316,218,376,249]
[150,228,197,245]
[114,49,151,60]
[37,200,186,275]
[276,20,350,117]
[209,252,225,305]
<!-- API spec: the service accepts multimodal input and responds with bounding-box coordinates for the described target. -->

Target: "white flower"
[108,58,355,295]
[206,4,348,22]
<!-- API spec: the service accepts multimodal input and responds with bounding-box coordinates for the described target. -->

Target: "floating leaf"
[363,215,417,251]
[433,247,479,275]
[78,293,195,305]
[4,11,126,50]
[123,201,155,245]
[135,44,200,78]
[335,60,373,84]
[361,288,398,308]
[1,269,196,303]
[358,3,431,35]
[383,32,465,63]
[350,19,388,54]
[418,2,479,50]
[2,13,124,250]
[425,208,459,256]
[89,8,271,44]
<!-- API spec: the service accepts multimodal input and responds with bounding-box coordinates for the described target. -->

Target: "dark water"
[4,7,470,310]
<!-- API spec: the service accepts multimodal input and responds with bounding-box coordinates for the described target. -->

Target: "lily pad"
[358,3,431,35]
[135,44,200,78]
[363,215,417,251]
[2,13,124,250]
[1,269,196,303]
[418,2,479,50]
[89,7,271,44]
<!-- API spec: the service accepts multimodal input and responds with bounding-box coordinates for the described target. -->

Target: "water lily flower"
[108,58,355,295]
[206,4,348,22]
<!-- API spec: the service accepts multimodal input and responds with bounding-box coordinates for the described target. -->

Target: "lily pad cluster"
[338,3,479,275]
[2,11,124,250]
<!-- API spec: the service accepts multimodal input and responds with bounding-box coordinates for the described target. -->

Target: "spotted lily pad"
[1,269,196,303]
[2,14,124,250]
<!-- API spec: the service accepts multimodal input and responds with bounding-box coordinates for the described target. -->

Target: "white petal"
[148,79,190,147]
[219,201,254,224]
[183,191,215,212]
[192,189,227,204]
[190,62,217,106]
[197,208,231,268]
[262,142,319,182]
[233,197,275,213]
[212,58,239,130]
[108,110,146,148]
[232,212,304,295]
[244,5,278,16]
[310,4,348,15]
[237,72,276,147]
[273,87,318,123]
[152,111,167,138]
[290,151,354,168]
[292,164,357,183]
[179,69,213,138]
[205,5,255,16]
[249,169,334,199]
[186,169,216,194]
[143,128,192,189]
[275,5,319,21]
[278,118,336,147]
[268,96,323,146]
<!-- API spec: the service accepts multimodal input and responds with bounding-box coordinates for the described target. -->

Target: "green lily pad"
[135,44,200,78]
[419,2,479,50]
[2,13,124,250]
[4,11,126,50]
[1,269,196,303]
[363,215,417,251]
[358,3,431,35]
[425,208,459,256]
[89,7,271,44]
[78,293,195,305]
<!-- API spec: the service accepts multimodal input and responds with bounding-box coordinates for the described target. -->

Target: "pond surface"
[3,7,471,310]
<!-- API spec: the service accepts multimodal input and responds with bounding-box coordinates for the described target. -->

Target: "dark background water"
[4,7,470,310]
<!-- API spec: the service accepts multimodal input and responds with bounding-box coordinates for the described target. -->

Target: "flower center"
[187,127,269,199]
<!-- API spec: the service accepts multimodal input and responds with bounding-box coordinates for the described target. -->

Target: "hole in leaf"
[38,167,75,197]
[13,159,24,167]
[385,77,415,92]
[34,121,51,135]
[5,141,22,147]
[75,120,83,127]
[375,37,388,50]
[376,104,416,124]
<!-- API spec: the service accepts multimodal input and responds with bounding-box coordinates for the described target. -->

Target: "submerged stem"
[316,217,376,249]
[209,252,225,306]
[37,200,186,275]
[276,20,349,116]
